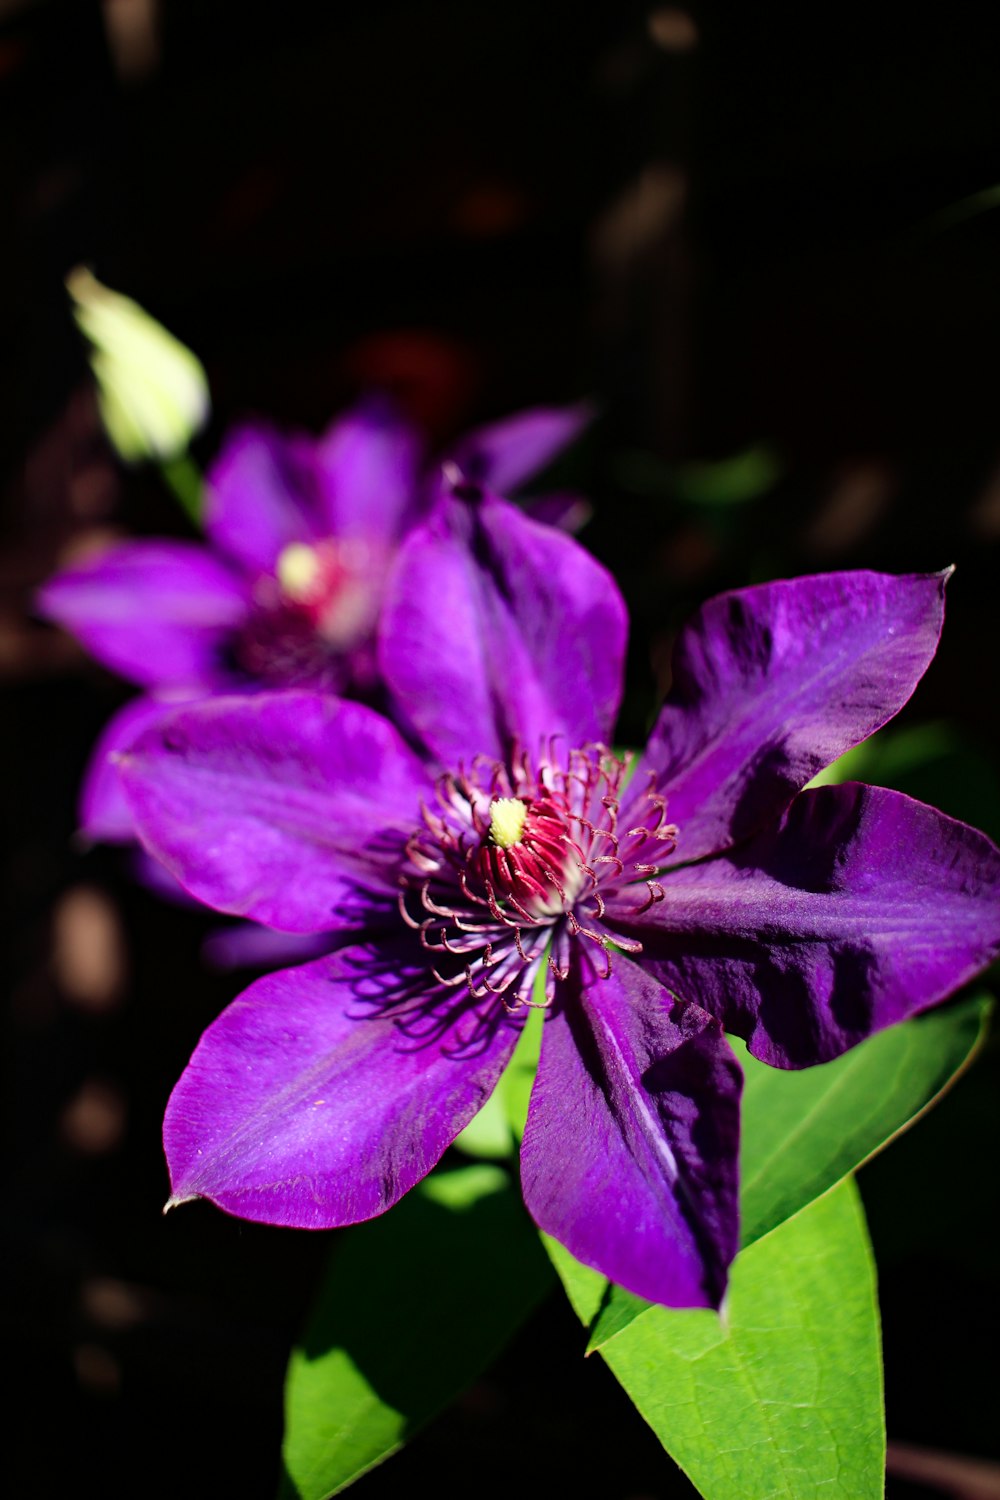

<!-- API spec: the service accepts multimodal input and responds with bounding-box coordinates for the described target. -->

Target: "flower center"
[488,797,527,849]
[274,540,375,649]
[399,742,678,1012]
[475,789,587,922]
[229,539,383,689]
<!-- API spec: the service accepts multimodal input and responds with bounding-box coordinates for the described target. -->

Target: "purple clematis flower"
[117,485,1000,1309]
[37,398,590,843]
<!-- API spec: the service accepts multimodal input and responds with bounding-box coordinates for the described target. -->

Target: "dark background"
[3,2,999,1496]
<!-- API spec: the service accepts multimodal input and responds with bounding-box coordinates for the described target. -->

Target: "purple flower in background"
[37,398,590,842]
[118,486,1000,1309]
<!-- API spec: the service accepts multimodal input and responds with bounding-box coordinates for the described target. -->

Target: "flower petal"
[606,782,1000,1068]
[119,692,428,931]
[204,422,319,576]
[164,941,522,1226]
[78,694,185,842]
[381,486,628,766]
[314,398,425,547]
[446,401,593,494]
[520,956,741,1309]
[200,922,339,971]
[639,570,948,863]
[37,541,248,689]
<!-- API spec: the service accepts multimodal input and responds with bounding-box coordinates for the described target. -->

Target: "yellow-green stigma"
[276,542,322,603]
[489,797,527,849]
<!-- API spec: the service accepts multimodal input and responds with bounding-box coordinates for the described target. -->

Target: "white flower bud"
[67,266,210,463]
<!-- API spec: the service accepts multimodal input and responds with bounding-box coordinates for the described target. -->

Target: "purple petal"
[380,486,628,766]
[78,694,188,842]
[201,922,340,971]
[164,941,522,1225]
[204,422,319,576]
[314,398,425,546]
[447,402,593,493]
[131,849,201,907]
[520,956,741,1309]
[119,692,428,931]
[37,541,248,689]
[606,782,1000,1068]
[639,570,949,863]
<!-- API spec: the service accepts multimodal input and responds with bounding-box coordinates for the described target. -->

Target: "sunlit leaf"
[539,1232,606,1326]
[598,1179,883,1500]
[738,990,991,1247]
[583,990,989,1348]
[499,996,544,1143]
[453,1086,514,1158]
[279,1164,554,1500]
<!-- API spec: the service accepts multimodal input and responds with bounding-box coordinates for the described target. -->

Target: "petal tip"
[163,1192,199,1216]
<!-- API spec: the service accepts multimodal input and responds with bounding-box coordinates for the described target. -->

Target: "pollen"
[488,797,527,849]
[276,542,322,603]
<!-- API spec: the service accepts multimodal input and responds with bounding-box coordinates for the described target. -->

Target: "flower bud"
[67,267,210,463]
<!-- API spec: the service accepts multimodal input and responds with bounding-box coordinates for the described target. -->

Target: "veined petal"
[204,422,319,577]
[606,782,1000,1068]
[638,570,948,863]
[164,941,522,1226]
[381,486,628,766]
[37,541,248,689]
[119,692,428,932]
[446,401,593,493]
[520,955,741,1309]
[314,398,425,546]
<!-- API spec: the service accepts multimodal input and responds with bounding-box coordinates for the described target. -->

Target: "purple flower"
[37,398,590,842]
[118,486,1000,1309]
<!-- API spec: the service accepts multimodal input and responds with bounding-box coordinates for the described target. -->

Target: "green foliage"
[598,1180,884,1500]
[581,990,989,1348]
[279,1164,554,1500]
[737,990,991,1247]
[616,443,783,507]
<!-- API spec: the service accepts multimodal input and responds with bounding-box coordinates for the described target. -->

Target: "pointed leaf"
[279,1165,554,1500]
[539,1233,607,1327]
[584,991,989,1347]
[738,988,990,1248]
[600,1178,883,1500]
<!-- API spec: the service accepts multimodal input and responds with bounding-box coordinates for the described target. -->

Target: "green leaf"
[584,991,989,1349]
[739,989,991,1248]
[673,445,783,507]
[498,997,544,1142]
[599,1178,884,1500]
[615,445,782,506]
[539,1233,607,1326]
[584,1283,649,1349]
[453,1086,514,1159]
[279,1164,554,1500]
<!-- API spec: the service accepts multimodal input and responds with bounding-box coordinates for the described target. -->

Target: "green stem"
[159,452,204,526]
